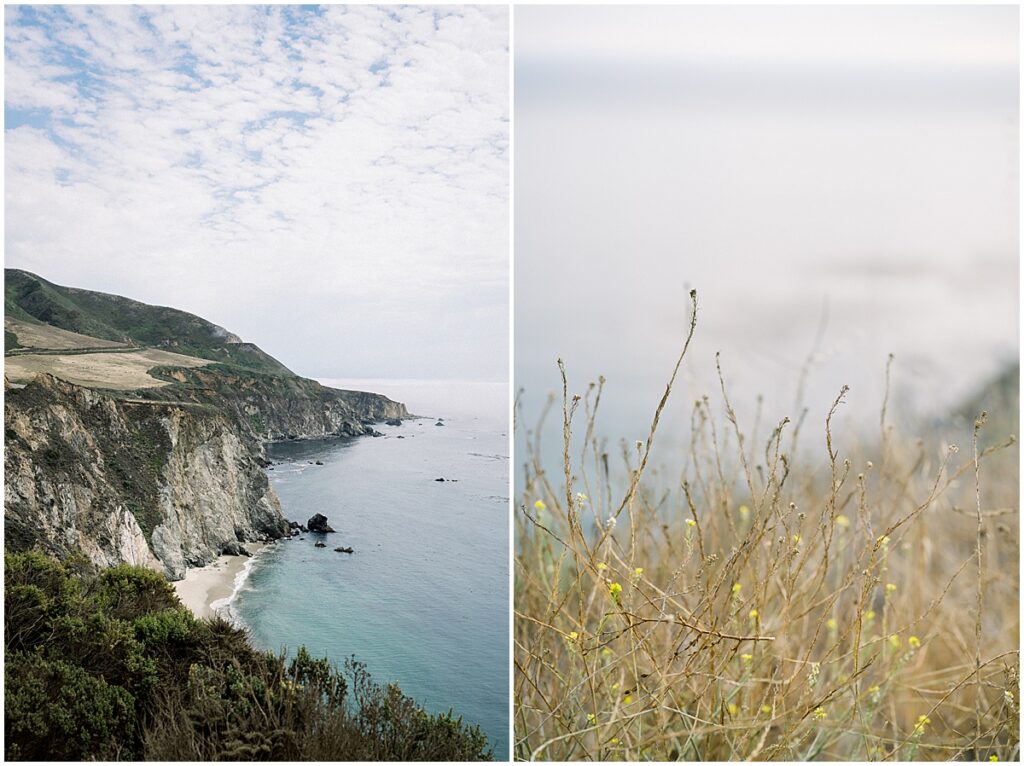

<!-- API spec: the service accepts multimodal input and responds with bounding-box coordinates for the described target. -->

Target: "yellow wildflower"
[597,562,608,571]
[741,653,753,663]
[989,756,998,762]
[914,714,931,734]
[761,704,772,714]
[567,631,579,641]
[739,505,750,518]
[885,583,897,594]
[909,635,921,648]
[813,707,826,720]
[865,610,876,622]
[727,703,738,715]
[731,582,742,594]
[609,582,622,598]
[623,695,633,705]
[889,634,902,650]
[826,618,837,630]
[836,515,850,527]
[748,608,759,620]
[633,567,644,578]
[586,713,596,724]
[610,738,619,745]
[792,534,802,544]
[686,518,696,527]
[534,500,546,511]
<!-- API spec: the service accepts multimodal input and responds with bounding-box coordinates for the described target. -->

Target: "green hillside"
[5,269,292,377]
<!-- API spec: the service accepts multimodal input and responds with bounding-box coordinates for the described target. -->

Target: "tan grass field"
[4,349,208,389]
[515,293,1019,761]
[4,317,129,351]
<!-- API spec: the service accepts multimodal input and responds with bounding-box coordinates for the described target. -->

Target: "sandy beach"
[172,544,266,620]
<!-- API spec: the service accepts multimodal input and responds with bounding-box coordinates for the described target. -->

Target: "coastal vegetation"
[514,292,1019,760]
[3,272,488,760]
[5,550,493,761]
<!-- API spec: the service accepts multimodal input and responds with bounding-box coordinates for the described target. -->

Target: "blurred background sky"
[515,5,1018,462]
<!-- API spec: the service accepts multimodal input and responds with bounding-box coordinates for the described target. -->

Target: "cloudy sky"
[6,5,508,382]
[516,5,1017,452]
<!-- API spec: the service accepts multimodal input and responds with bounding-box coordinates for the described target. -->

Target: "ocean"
[219,380,509,758]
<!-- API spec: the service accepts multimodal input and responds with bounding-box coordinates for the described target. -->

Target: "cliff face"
[5,375,289,580]
[140,365,410,442]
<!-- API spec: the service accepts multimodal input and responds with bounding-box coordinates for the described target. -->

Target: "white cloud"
[5,5,509,382]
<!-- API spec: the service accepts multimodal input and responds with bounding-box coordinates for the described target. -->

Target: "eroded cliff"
[140,365,410,442]
[5,374,290,580]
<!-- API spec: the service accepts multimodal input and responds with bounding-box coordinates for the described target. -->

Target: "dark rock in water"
[299,537,305,540]
[299,525,308,533]
[334,546,354,554]
[386,418,402,426]
[396,435,405,439]
[289,520,300,529]
[435,477,446,482]
[314,541,326,548]
[315,460,324,465]
[435,420,445,427]
[307,513,335,533]
[221,541,251,557]
[370,430,384,437]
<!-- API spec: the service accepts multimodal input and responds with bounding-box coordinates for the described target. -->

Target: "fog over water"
[515,6,1018,468]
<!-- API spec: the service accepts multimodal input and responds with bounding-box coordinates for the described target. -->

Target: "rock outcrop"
[307,513,335,533]
[5,375,290,580]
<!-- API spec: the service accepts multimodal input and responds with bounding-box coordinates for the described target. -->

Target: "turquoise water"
[230,403,509,757]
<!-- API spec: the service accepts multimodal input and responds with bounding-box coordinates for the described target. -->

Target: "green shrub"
[5,651,137,760]
[4,550,492,761]
[94,563,180,620]
[133,607,196,647]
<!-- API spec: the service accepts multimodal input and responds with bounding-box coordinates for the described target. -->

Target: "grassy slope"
[4,316,130,351]
[4,350,209,390]
[5,269,293,377]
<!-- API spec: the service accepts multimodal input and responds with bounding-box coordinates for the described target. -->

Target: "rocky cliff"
[5,374,290,580]
[4,271,412,581]
[139,365,410,442]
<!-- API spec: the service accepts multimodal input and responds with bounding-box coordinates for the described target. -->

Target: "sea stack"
[307,513,336,533]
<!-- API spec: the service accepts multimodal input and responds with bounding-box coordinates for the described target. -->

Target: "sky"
[515,5,1018,460]
[5,5,509,382]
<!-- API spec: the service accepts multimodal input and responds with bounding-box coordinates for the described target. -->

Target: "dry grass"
[4,349,208,389]
[514,291,1019,761]
[4,317,129,351]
